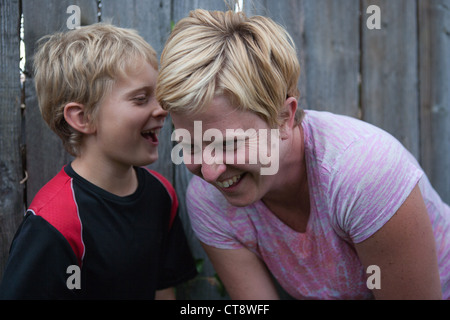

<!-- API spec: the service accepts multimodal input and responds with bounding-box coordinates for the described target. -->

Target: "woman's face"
[171,95,282,207]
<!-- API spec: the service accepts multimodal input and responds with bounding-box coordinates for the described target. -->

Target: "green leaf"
[195,258,204,274]
[214,273,226,297]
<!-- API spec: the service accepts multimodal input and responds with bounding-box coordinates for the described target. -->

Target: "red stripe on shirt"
[145,169,178,229]
[28,168,85,267]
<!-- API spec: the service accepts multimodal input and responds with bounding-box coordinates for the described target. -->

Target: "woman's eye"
[223,140,232,150]
[223,137,242,151]
[190,144,202,154]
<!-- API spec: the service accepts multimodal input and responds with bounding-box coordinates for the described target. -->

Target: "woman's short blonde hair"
[33,23,158,156]
[156,9,303,127]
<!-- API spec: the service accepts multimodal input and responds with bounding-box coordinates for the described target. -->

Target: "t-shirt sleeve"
[0,213,79,299]
[328,132,423,244]
[186,176,243,250]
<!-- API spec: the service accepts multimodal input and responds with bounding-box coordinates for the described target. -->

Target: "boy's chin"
[136,153,159,167]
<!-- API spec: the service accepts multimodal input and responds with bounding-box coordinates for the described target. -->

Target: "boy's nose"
[152,101,169,119]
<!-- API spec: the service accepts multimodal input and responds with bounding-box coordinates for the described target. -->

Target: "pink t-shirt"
[186,110,450,299]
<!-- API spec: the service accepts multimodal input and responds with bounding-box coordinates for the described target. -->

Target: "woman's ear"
[63,103,95,134]
[279,97,298,140]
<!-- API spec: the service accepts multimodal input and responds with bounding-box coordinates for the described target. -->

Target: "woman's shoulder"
[303,110,393,147]
[187,175,230,208]
[303,111,425,243]
[302,110,410,173]
[188,175,218,196]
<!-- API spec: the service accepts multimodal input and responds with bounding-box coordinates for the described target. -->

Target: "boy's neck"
[71,157,138,197]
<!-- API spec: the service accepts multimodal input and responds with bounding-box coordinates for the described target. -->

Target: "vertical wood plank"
[0,0,24,278]
[23,0,98,203]
[418,0,450,204]
[101,0,173,182]
[101,0,171,62]
[300,0,360,118]
[361,0,420,158]
[246,0,360,118]
[172,0,229,23]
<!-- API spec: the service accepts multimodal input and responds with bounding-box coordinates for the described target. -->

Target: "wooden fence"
[1,0,449,299]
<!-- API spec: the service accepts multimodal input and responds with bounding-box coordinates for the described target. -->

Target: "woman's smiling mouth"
[216,173,243,189]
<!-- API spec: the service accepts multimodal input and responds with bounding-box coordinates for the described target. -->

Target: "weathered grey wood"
[418,0,450,204]
[23,0,98,202]
[0,0,24,278]
[246,0,360,118]
[101,0,174,182]
[361,0,420,158]
[101,0,171,57]
[172,0,229,23]
[301,0,360,117]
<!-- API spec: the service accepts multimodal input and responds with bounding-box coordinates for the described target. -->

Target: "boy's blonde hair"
[156,9,303,127]
[33,23,158,156]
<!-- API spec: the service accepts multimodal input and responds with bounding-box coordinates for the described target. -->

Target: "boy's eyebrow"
[125,85,155,97]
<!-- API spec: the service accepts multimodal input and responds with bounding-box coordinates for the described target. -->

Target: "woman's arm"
[155,287,176,300]
[354,184,442,299]
[201,243,279,299]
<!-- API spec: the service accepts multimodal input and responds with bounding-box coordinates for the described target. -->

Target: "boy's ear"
[64,103,95,134]
[279,97,298,140]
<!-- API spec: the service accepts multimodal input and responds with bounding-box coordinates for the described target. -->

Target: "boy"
[0,23,197,299]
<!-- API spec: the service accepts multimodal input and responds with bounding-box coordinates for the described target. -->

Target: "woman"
[156,9,450,299]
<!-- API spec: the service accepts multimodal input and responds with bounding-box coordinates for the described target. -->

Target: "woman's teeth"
[216,174,242,188]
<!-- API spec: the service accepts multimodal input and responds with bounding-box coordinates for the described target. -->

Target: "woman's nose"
[199,161,227,184]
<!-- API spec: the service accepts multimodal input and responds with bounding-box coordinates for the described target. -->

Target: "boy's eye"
[133,95,148,104]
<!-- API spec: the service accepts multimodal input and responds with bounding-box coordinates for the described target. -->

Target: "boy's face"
[92,61,167,168]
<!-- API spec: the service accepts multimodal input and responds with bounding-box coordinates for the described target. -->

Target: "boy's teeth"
[143,127,161,134]
[141,128,159,139]
[216,174,241,188]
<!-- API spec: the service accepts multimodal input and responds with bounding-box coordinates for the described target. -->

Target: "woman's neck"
[262,125,310,230]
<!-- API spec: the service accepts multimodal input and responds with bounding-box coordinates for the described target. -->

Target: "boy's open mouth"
[141,128,160,143]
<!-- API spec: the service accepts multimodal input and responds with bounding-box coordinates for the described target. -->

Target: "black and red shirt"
[0,163,197,299]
